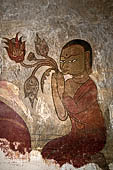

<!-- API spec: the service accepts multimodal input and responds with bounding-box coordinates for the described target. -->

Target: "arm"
[51,72,68,121]
[62,84,97,119]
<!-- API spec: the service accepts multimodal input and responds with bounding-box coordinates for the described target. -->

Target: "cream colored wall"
[0,0,113,169]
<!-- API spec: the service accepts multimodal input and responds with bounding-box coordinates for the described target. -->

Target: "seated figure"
[41,40,107,169]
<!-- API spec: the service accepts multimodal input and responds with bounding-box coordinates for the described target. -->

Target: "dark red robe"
[0,101,31,154]
[41,78,106,168]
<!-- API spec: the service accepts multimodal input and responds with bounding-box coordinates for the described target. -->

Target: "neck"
[72,71,90,83]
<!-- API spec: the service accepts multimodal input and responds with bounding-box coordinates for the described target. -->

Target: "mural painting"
[0,32,109,169]
[0,101,31,156]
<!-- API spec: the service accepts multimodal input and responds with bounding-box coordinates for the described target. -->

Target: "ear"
[85,51,92,74]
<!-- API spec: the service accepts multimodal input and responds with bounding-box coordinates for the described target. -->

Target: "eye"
[60,60,65,63]
[72,59,77,62]
[68,59,77,63]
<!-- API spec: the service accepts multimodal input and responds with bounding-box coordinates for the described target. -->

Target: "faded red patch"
[0,138,30,160]
[0,101,31,156]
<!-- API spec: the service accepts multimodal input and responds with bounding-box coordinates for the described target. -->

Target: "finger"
[52,72,57,79]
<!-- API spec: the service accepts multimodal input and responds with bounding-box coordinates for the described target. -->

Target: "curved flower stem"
[20,55,59,78]
[20,61,41,68]
[46,56,58,70]
[20,58,57,69]
[31,62,57,76]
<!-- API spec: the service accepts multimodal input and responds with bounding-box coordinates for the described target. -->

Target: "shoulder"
[86,78,97,89]
[77,78,97,94]
[79,78,97,96]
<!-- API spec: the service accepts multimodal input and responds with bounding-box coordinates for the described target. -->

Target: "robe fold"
[41,78,106,168]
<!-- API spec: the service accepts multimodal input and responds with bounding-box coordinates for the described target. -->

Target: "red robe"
[41,78,106,168]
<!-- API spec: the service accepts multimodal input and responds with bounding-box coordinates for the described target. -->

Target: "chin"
[62,71,69,75]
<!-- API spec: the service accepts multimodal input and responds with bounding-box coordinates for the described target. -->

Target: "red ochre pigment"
[0,101,31,154]
[41,79,106,168]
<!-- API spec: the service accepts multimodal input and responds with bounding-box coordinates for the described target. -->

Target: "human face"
[60,45,85,76]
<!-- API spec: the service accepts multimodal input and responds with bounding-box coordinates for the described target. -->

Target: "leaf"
[41,68,53,93]
[24,76,39,107]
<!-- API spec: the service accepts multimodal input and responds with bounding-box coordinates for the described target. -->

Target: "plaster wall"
[0,0,113,169]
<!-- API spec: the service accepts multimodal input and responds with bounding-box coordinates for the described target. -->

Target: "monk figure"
[41,39,108,169]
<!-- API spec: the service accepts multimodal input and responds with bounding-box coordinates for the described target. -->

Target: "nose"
[60,62,69,71]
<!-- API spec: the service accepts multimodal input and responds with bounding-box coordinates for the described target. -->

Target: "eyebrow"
[60,53,80,59]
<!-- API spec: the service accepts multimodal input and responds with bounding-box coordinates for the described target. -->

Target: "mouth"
[61,69,69,75]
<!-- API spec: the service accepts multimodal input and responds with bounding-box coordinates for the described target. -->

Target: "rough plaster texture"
[0,0,113,169]
[0,150,107,170]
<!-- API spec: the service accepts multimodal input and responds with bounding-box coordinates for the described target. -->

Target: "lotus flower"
[35,33,49,57]
[3,32,26,63]
[24,76,39,107]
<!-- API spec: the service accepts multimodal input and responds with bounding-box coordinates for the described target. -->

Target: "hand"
[51,71,57,80]
[56,71,65,98]
[51,71,65,99]
[56,71,64,82]
[52,71,64,82]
